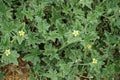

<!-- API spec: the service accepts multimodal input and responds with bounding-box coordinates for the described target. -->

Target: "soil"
[1,55,30,80]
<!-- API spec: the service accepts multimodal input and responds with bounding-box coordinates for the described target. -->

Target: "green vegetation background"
[0,0,120,80]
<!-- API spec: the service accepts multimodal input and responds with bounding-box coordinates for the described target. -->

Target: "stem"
[80,75,93,79]
[78,63,90,66]
[2,0,11,7]
[11,37,16,43]
[57,42,68,52]
[99,0,106,6]
[57,39,83,53]
[74,74,93,79]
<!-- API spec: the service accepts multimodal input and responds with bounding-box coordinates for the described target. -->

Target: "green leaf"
[36,16,50,32]
[0,21,14,33]
[43,69,58,80]
[16,36,24,45]
[46,31,61,41]
[0,71,4,80]
[0,0,10,15]
[23,54,39,65]
[79,0,93,9]
[2,50,19,65]
[0,33,10,49]
[44,43,58,59]
[58,62,73,76]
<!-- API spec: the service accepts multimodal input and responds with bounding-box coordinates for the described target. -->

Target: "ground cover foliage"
[0,0,120,80]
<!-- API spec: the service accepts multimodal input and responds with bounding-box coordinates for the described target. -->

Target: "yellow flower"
[19,30,25,36]
[73,30,79,36]
[87,44,92,49]
[5,49,10,56]
[92,58,97,64]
